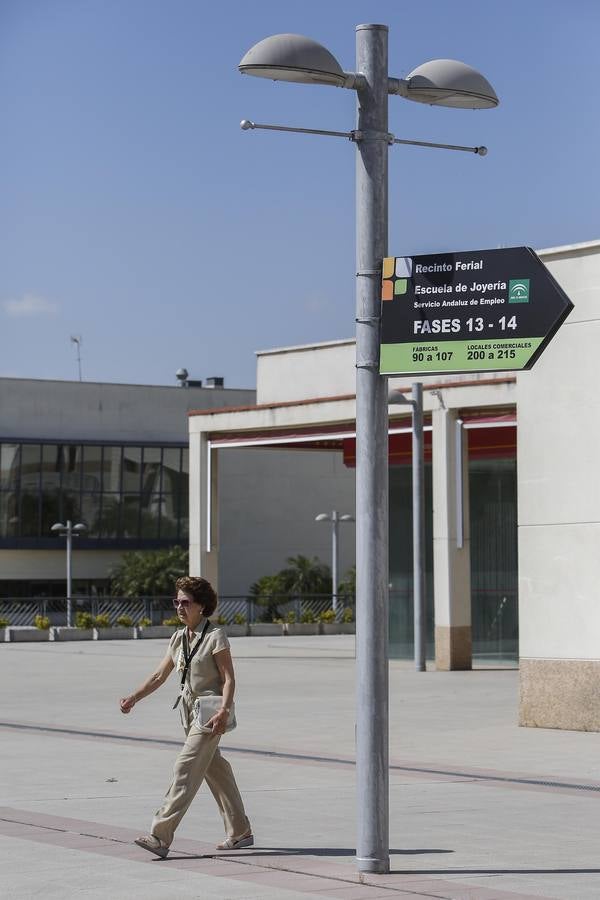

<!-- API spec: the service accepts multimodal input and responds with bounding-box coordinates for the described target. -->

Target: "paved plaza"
[2,635,600,899]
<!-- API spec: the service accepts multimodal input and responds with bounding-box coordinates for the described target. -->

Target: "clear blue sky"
[1,0,599,388]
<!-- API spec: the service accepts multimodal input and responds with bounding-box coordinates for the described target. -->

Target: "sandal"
[134,834,169,858]
[216,832,254,850]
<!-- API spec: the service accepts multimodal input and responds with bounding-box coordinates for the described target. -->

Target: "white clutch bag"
[192,695,237,733]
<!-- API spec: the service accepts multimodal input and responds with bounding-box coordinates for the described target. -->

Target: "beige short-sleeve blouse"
[168,622,230,698]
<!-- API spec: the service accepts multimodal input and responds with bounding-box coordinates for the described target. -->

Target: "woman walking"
[120,576,252,858]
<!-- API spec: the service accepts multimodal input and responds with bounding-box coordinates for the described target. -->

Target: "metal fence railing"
[0,593,355,627]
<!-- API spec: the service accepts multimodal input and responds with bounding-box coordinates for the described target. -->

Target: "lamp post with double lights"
[51,520,87,627]
[239,24,497,874]
[315,510,355,618]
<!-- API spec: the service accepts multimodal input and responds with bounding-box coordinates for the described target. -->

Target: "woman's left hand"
[206,708,229,735]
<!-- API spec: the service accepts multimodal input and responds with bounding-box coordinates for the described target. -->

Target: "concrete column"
[188,431,219,588]
[432,407,472,670]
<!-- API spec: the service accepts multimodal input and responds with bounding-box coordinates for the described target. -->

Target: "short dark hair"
[175,576,218,617]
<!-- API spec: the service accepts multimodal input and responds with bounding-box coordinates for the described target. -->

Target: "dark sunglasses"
[172,598,194,608]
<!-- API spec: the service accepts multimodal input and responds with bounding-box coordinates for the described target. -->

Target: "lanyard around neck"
[172,618,210,709]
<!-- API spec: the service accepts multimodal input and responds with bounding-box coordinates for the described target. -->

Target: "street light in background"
[239,24,497,874]
[315,511,355,617]
[50,520,87,627]
[389,384,426,672]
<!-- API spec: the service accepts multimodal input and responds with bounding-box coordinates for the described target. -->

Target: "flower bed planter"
[320,623,342,635]
[340,623,355,634]
[225,624,248,637]
[93,627,137,641]
[285,623,320,636]
[136,625,178,639]
[50,627,93,641]
[6,627,49,642]
[248,623,285,637]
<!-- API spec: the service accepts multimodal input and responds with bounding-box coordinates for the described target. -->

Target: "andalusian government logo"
[508,278,530,303]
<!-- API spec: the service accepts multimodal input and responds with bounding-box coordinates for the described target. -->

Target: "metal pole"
[412,383,426,671]
[66,520,73,628]
[332,511,339,617]
[355,23,390,875]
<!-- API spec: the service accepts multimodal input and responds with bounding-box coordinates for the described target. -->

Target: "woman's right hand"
[120,695,136,714]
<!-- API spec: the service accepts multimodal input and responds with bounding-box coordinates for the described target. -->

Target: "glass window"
[102,447,122,493]
[122,447,142,492]
[81,493,102,536]
[0,444,20,490]
[20,488,41,537]
[0,491,19,537]
[97,493,120,538]
[121,493,141,538]
[161,447,182,494]
[41,444,62,493]
[62,445,83,493]
[20,445,42,494]
[41,489,62,534]
[179,488,189,540]
[142,448,162,496]
[0,442,188,545]
[140,494,161,538]
[81,446,103,493]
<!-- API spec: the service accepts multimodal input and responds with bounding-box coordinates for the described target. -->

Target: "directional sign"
[380,247,574,376]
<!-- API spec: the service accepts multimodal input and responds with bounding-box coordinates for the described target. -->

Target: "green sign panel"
[380,247,574,376]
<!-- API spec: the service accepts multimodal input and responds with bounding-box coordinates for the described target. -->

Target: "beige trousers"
[151,720,250,847]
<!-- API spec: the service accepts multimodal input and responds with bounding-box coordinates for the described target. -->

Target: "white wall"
[217,447,356,597]
[518,242,600,660]
[0,549,126,581]
[256,339,356,404]
[0,378,254,442]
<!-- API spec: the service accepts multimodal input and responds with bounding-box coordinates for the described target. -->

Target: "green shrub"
[342,607,354,624]
[75,612,94,629]
[284,611,296,624]
[300,609,316,624]
[232,612,246,626]
[138,617,152,628]
[162,616,181,626]
[319,608,336,624]
[94,613,111,629]
[216,614,228,625]
[0,617,10,627]
[116,615,133,628]
[34,614,51,630]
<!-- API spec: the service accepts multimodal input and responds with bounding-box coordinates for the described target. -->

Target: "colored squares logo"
[395,257,412,278]
[382,257,395,278]
[381,257,411,301]
[509,279,530,303]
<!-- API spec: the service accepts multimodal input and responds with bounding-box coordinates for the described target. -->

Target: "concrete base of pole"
[356,857,390,873]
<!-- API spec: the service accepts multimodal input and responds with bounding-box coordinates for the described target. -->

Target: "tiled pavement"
[2,636,600,899]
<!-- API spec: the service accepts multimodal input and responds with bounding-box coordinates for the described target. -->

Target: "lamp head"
[73,523,87,533]
[239,34,346,87]
[315,513,330,522]
[403,59,498,109]
[51,522,66,533]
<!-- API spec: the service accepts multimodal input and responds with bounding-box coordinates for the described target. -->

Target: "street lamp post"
[51,520,87,627]
[239,24,497,874]
[315,511,355,616]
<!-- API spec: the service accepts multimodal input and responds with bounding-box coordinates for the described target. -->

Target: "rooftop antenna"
[70,335,83,381]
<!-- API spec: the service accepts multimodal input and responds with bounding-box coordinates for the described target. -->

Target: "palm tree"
[110,546,188,597]
[278,555,331,596]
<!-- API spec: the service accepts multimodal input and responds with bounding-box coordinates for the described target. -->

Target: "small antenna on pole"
[70,335,83,381]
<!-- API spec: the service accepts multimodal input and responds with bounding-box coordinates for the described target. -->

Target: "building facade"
[188,239,600,731]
